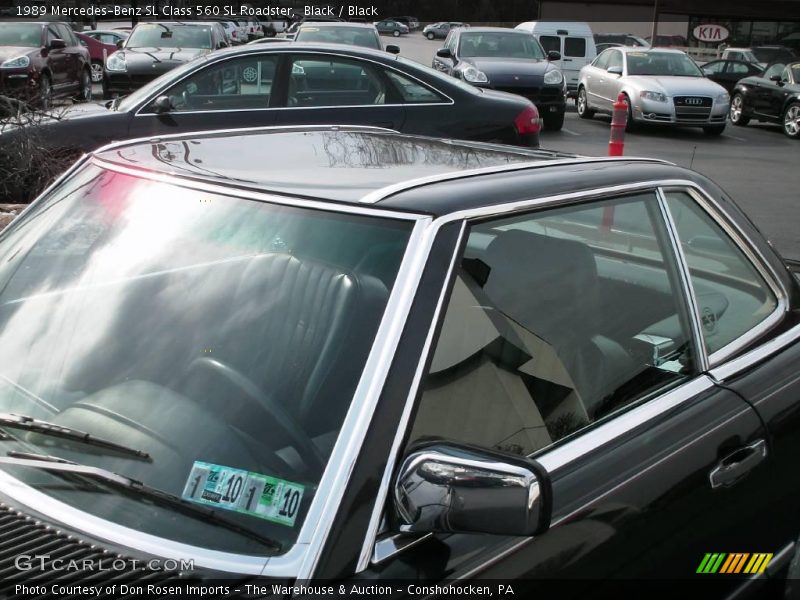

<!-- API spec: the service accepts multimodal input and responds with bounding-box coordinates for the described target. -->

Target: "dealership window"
[406,194,699,457]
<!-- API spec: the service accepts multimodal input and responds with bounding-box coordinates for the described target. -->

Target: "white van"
[515,21,596,97]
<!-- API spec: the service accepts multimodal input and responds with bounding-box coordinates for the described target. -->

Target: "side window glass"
[161,55,278,112]
[385,71,444,103]
[407,194,699,457]
[288,56,386,107]
[57,24,75,45]
[593,50,610,70]
[46,26,59,45]
[727,62,750,75]
[763,63,785,80]
[607,50,623,71]
[663,190,779,357]
[564,37,586,57]
[539,35,561,54]
[703,61,725,75]
[781,67,791,82]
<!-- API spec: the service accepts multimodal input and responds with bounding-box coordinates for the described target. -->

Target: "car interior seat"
[482,229,636,417]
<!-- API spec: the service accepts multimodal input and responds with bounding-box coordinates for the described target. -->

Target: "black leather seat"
[482,230,635,417]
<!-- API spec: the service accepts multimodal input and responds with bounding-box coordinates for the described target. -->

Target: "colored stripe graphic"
[699,552,773,574]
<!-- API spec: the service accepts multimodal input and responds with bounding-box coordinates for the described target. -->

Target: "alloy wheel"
[90,62,103,83]
[730,95,743,122]
[784,104,800,138]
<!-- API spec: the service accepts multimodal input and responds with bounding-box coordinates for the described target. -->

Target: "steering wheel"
[185,357,325,475]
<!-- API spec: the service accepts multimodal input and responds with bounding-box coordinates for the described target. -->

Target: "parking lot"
[387,32,800,261]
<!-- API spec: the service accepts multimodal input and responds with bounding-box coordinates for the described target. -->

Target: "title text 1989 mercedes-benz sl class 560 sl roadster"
[0,125,798,598]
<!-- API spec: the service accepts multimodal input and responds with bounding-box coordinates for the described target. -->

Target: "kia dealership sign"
[693,24,730,43]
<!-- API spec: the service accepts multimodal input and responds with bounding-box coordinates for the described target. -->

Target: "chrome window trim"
[710,322,800,382]
[359,158,671,204]
[0,160,433,577]
[357,176,793,572]
[131,49,454,116]
[659,185,788,368]
[655,187,709,372]
[356,221,466,572]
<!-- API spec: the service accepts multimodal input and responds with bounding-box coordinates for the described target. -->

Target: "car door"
[45,25,69,89]
[127,53,280,140]
[583,50,610,106]
[595,49,623,109]
[753,63,786,118]
[57,24,82,89]
[701,60,728,90]
[320,188,786,597]
[273,53,405,130]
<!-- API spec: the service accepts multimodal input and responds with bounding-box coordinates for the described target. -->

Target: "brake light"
[514,104,542,135]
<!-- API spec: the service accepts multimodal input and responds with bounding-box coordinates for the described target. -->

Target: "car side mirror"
[385,44,400,54]
[770,74,784,84]
[49,39,66,50]
[217,41,227,49]
[151,95,174,114]
[393,442,551,536]
[116,39,124,49]
[607,65,623,76]
[436,47,453,59]
[547,50,561,61]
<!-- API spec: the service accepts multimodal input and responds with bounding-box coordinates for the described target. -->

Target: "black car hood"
[463,56,552,85]
[0,46,36,62]
[121,47,209,73]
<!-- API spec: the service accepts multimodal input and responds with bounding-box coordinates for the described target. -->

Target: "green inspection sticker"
[181,461,305,527]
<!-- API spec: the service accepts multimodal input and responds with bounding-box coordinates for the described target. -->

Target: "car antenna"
[689,145,697,169]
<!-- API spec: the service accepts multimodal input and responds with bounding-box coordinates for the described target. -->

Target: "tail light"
[514,104,542,135]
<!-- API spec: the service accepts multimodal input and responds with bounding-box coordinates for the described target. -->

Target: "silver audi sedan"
[577,47,730,135]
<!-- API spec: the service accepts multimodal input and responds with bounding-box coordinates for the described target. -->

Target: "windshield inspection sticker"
[181,461,304,527]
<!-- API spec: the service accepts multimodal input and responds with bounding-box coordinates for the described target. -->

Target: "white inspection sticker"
[181,461,305,527]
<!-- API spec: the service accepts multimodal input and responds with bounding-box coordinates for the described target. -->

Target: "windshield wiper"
[0,454,282,552]
[0,413,150,460]
[140,50,162,63]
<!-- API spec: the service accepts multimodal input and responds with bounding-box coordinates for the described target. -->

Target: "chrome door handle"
[709,439,767,489]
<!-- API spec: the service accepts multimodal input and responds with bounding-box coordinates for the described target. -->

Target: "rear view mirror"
[436,47,453,59]
[607,65,623,75]
[547,50,561,61]
[385,44,400,55]
[393,442,551,536]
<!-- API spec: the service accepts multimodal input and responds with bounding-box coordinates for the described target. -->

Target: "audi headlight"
[461,66,488,84]
[717,92,730,104]
[0,55,30,69]
[105,53,127,72]
[640,90,667,102]
[543,69,563,85]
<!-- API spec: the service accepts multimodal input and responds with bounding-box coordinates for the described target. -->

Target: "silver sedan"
[577,47,730,135]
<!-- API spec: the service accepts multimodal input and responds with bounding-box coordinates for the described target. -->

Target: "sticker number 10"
[279,488,301,519]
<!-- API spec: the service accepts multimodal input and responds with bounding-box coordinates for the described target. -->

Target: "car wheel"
[90,60,103,84]
[703,124,726,136]
[38,73,52,110]
[426,32,434,40]
[393,30,400,37]
[730,93,750,126]
[78,67,92,102]
[577,87,595,119]
[241,65,259,84]
[782,102,800,139]
[543,111,565,131]
[623,94,638,132]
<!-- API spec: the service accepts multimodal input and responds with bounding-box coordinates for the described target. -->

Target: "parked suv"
[0,21,92,108]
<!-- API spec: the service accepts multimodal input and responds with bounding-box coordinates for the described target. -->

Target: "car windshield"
[626,51,703,76]
[126,24,213,49]
[295,25,380,49]
[0,164,412,556]
[0,23,41,47]
[459,32,545,59]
